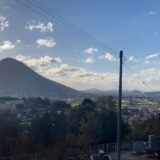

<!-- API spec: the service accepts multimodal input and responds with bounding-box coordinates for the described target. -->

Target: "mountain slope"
[0,58,80,98]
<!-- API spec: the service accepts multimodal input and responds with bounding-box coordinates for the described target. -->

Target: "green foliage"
[80,110,118,144]
[25,97,50,107]
[0,96,130,157]
[79,97,129,145]
[96,96,116,112]
[29,112,56,147]
[51,100,71,111]
[127,114,160,142]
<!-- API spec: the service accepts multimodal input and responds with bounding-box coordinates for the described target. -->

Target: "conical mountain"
[0,58,80,98]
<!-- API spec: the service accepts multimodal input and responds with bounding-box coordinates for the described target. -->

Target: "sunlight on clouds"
[15,54,160,91]
[16,40,21,43]
[99,52,116,61]
[36,38,56,47]
[146,53,159,59]
[16,55,62,73]
[125,68,160,91]
[140,68,160,77]
[128,56,137,62]
[45,64,83,77]
[84,57,94,64]
[84,47,98,54]
[45,65,160,91]
[0,41,14,52]
[44,63,119,90]
[16,54,28,61]
[145,60,150,64]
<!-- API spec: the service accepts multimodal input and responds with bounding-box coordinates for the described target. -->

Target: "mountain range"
[0,58,159,99]
[81,88,145,96]
[82,88,160,97]
[0,58,80,99]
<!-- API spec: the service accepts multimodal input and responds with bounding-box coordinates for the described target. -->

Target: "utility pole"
[117,50,123,160]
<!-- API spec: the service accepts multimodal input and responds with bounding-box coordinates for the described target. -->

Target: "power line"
[15,0,152,91]
[16,0,118,57]
[123,62,152,90]
[123,51,153,91]
[124,50,160,62]
[31,0,117,55]
[123,53,159,88]
[16,0,104,50]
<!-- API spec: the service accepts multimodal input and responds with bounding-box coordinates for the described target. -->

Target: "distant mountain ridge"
[0,58,158,99]
[0,58,80,99]
[82,88,160,96]
[81,88,144,96]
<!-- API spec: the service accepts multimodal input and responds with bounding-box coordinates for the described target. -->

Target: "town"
[0,95,160,125]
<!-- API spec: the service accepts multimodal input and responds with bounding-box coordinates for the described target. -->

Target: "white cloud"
[16,40,21,43]
[44,65,160,90]
[0,41,14,52]
[47,22,53,32]
[45,64,83,77]
[146,53,159,59]
[16,54,28,61]
[36,38,56,47]
[16,55,62,72]
[124,68,160,91]
[44,63,119,90]
[145,60,150,64]
[99,52,116,61]
[140,68,160,77]
[148,11,156,15]
[128,56,137,62]
[26,22,53,32]
[0,16,9,31]
[15,54,160,91]
[105,53,116,61]
[54,57,62,63]
[84,47,98,54]
[84,57,94,64]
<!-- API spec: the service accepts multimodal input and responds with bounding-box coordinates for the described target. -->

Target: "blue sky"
[0,0,160,91]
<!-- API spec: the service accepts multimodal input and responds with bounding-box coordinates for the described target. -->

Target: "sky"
[0,0,160,91]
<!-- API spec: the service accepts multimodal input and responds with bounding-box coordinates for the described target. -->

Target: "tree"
[0,96,131,156]
[127,114,160,142]
[79,96,130,145]
[51,100,71,110]
[96,96,116,112]
[29,112,56,148]
[0,110,22,156]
